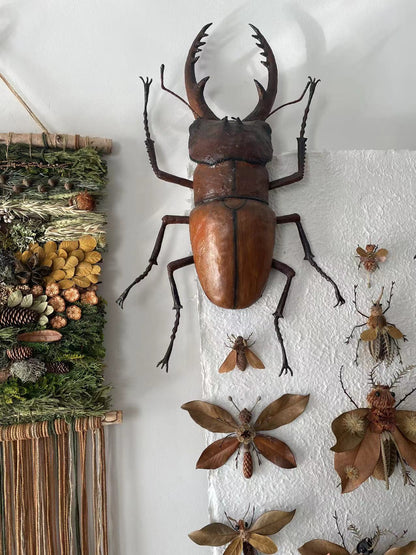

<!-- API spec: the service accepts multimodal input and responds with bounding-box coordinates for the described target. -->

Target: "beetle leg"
[140,76,193,189]
[271,259,295,376]
[354,338,362,365]
[345,323,366,344]
[157,255,194,372]
[276,213,345,307]
[382,281,395,313]
[116,215,189,308]
[352,284,369,318]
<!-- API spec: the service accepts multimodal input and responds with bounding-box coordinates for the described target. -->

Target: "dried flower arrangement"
[331,366,416,493]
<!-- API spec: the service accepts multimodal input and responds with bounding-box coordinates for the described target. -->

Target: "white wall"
[1,1,416,553]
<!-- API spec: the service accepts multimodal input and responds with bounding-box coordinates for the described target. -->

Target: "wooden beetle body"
[118,23,344,373]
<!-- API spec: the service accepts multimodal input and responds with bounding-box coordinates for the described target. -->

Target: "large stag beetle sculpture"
[118,23,345,374]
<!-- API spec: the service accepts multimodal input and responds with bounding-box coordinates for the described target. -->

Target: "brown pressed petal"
[219,350,238,373]
[245,349,265,369]
[253,435,296,468]
[331,409,370,452]
[298,539,350,555]
[188,523,238,546]
[395,411,416,443]
[387,325,404,339]
[391,428,416,470]
[248,533,277,554]
[181,400,238,432]
[196,437,240,469]
[249,509,295,536]
[361,328,378,341]
[385,541,416,555]
[254,394,309,431]
[224,537,244,555]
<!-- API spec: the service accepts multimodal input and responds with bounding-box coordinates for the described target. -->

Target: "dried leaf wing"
[361,328,378,341]
[196,437,240,469]
[385,541,416,555]
[254,394,309,431]
[250,509,295,536]
[299,539,349,555]
[356,246,367,257]
[375,248,388,261]
[181,401,238,432]
[331,408,370,452]
[188,523,237,546]
[248,533,277,554]
[395,411,416,443]
[387,325,404,339]
[245,348,265,369]
[224,537,243,555]
[334,428,380,493]
[391,428,416,470]
[219,350,238,373]
[253,435,296,468]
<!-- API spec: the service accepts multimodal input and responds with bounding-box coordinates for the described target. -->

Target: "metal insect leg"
[116,215,189,307]
[276,214,345,306]
[271,259,296,376]
[158,255,194,372]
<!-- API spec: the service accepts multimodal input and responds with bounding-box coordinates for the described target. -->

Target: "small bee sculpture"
[299,512,412,555]
[346,283,405,366]
[189,507,295,554]
[219,334,265,373]
[332,366,416,493]
[356,244,388,287]
[182,394,309,478]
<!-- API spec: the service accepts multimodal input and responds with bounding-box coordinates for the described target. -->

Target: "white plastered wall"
[0,1,416,554]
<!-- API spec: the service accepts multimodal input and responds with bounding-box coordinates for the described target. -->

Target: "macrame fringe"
[0,415,116,554]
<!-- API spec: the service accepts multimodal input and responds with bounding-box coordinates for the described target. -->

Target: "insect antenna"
[266,78,314,119]
[383,281,395,313]
[389,364,416,390]
[347,521,361,541]
[373,286,384,306]
[333,512,347,549]
[395,373,416,407]
[159,64,200,117]
[242,505,251,521]
[228,396,241,412]
[385,529,408,552]
[248,506,255,528]
[339,366,358,408]
[225,511,238,528]
[368,362,382,388]
[250,396,261,412]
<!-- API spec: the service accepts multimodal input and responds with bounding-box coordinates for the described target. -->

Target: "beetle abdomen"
[190,199,275,309]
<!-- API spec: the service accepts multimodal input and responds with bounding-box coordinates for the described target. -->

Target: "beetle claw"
[279,363,293,377]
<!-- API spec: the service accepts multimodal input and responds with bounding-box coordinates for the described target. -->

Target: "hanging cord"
[0,73,50,133]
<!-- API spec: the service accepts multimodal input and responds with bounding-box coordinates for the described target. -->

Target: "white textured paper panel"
[197,151,416,554]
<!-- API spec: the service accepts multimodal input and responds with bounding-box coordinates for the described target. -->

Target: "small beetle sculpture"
[219,334,265,373]
[118,24,344,374]
[299,512,411,555]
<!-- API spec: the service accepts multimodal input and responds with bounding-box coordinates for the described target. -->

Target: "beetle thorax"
[238,520,250,541]
[367,386,396,432]
[236,411,256,444]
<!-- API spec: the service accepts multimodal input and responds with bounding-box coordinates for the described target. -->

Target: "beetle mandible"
[117,23,345,374]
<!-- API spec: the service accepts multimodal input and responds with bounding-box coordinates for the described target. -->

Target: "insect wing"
[196,436,240,469]
[360,328,378,341]
[245,348,265,369]
[249,509,295,536]
[189,523,238,546]
[248,533,277,554]
[331,408,370,452]
[334,428,381,493]
[387,325,404,340]
[181,401,238,432]
[298,539,349,555]
[219,350,238,373]
[254,435,296,468]
[254,394,309,431]
[375,248,388,262]
[391,428,416,470]
[385,542,416,555]
[224,537,244,555]
[395,411,416,443]
[356,246,368,257]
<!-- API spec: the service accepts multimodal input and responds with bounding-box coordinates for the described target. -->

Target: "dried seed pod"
[37,184,48,193]
[0,306,39,326]
[45,283,60,297]
[80,291,98,305]
[6,345,33,361]
[12,184,23,194]
[31,285,44,297]
[22,178,33,187]
[66,305,81,320]
[46,361,70,374]
[64,181,73,191]
[243,447,253,479]
[63,287,80,302]
[48,295,66,313]
[47,178,58,187]
[70,191,96,211]
[0,174,7,185]
[50,315,67,329]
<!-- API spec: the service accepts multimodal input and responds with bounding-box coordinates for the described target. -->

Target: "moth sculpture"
[219,334,265,373]
[189,508,295,554]
[117,23,344,374]
[299,512,412,555]
[332,366,416,493]
[182,394,309,478]
[346,283,405,366]
[356,244,388,287]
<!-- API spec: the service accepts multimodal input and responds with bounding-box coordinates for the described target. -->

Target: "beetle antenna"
[368,362,382,388]
[373,286,384,305]
[160,64,200,118]
[242,505,250,520]
[250,396,261,412]
[224,511,238,527]
[389,364,416,389]
[228,396,241,412]
[333,512,347,549]
[395,383,416,408]
[266,78,313,119]
[339,366,359,408]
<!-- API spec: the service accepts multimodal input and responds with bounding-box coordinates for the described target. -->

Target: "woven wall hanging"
[0,74,121,554]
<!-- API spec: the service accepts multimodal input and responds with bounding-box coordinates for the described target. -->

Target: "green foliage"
[7,220,47,251]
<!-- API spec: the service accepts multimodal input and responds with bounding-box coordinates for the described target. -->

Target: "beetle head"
[367,385,395,410]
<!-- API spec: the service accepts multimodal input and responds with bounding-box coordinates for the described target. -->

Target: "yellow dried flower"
[343,413,366,436]
[345,465,359,480]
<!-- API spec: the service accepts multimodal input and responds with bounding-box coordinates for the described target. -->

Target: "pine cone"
[6,345,33,361]
[46,361,70,374]
[0,306,39,326]
[243,451,253,479]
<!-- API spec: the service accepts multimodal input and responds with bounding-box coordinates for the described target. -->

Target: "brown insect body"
[356,244,388,287]
[117,23,344,374]
[219,335,265,373]
[332,369,416,493]
[182,394,309,478]
[347,284,405,366]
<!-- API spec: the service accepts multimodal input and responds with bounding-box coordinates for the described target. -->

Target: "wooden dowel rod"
[0,133,112,153]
